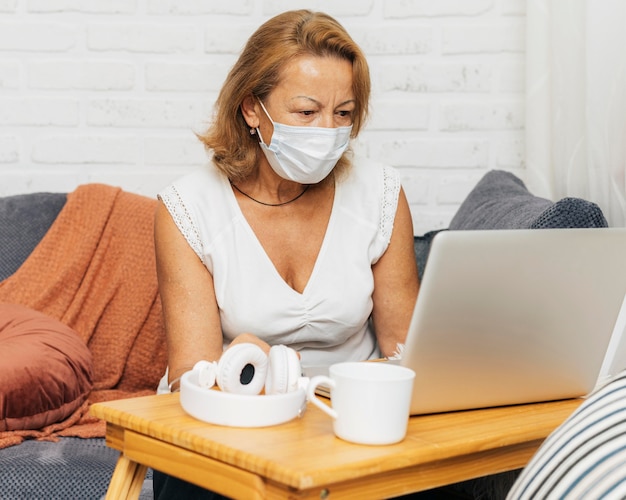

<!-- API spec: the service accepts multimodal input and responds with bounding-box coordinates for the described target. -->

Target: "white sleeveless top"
[158,157,401,368]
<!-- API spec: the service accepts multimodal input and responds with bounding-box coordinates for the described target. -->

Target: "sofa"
[0,170,609,500]
[0,185,165,499]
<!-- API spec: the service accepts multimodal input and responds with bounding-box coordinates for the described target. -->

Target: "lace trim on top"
[380,165,401,244]
[158,185,203,260]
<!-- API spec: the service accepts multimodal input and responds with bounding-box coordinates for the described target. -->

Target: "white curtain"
[526,0,626,227]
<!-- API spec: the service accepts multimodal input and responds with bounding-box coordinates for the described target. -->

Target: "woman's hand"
[228,333,271,355]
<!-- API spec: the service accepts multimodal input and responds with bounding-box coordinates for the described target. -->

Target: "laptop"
[401,228,626,415]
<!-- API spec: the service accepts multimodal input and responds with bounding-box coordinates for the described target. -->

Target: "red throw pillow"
[0,303,93,431]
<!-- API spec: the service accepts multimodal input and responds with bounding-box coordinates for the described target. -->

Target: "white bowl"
[179,369,307,427]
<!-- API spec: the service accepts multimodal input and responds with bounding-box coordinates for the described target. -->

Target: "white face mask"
[256,100,353,184]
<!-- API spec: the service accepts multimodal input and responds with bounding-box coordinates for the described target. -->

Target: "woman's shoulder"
[340,155,400,202]
[337,156,401,244]
[157,165,235,261]
[348,155,396,177]
[159,165,228,206]
[165,164,223,193]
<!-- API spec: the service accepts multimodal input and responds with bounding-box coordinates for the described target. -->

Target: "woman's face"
[256,55,355,142]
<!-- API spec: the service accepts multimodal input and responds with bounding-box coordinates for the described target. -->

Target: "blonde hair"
[198,10,371,181]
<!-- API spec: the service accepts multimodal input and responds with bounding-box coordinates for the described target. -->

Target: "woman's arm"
[371,187,420,357]
[154,201,224,388]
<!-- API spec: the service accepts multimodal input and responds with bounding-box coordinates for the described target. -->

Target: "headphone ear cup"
[265,345,301,395]
[217,343,268,395]
[193,360,217,389]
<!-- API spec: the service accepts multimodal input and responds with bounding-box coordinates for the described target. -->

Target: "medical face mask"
[255,101,353,184]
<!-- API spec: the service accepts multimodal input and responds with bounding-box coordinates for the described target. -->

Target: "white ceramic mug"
[307,362,415,445]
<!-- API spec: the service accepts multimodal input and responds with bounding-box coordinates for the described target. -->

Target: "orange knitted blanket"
[0,184,167,448]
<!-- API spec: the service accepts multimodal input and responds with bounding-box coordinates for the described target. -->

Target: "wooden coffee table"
[90,394,581,499]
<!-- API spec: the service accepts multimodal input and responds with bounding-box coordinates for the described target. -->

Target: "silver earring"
[250,128,256,135]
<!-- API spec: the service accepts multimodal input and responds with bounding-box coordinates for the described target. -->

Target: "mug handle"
[307,375,337,419]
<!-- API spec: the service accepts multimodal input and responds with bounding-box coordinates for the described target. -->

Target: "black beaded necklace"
[230,181,310,207]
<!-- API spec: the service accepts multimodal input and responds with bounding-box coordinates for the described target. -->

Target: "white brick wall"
[0,0,526,235]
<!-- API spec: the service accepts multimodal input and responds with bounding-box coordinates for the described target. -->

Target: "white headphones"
[192,343,302,396]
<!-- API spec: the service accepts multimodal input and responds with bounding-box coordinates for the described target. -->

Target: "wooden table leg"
[105,453,148,500]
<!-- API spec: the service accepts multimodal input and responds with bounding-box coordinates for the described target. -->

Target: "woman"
[153,9,419,498]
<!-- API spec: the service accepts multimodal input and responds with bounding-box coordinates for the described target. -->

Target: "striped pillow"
[507,371,626,499]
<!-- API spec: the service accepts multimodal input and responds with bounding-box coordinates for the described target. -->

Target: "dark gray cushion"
[0,437,153,499]
[414,170,608,281]
[449,170,608,230]
[0,192,66,281]
[414,230,445,283]
[0,437,117,499]
[528,197,608,229]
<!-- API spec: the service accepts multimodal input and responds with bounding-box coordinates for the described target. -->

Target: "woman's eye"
[337,110,352,118]
[300,110,315,116]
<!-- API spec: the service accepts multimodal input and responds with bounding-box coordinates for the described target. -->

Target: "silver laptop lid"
[401,228,626,415]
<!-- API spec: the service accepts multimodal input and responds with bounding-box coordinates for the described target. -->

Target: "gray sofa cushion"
[449,170,608,230]
[0,437,118,499]
[0,192,66,281]
[529,197,608,229]
[0,437,153,499]
[414,229,444,283]
[415,170,608,280]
